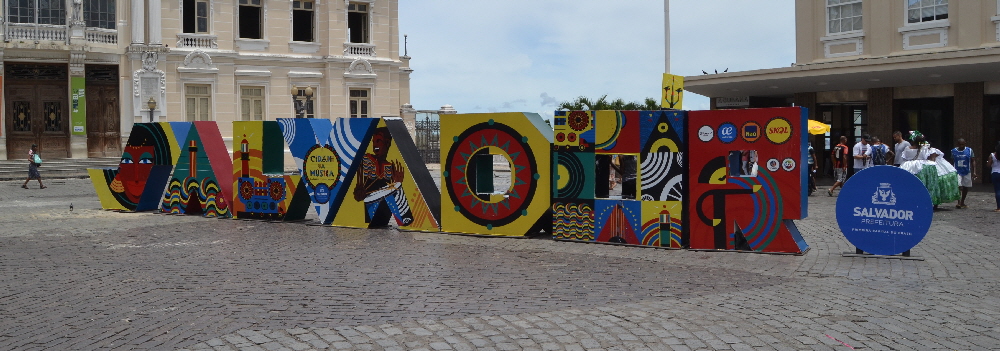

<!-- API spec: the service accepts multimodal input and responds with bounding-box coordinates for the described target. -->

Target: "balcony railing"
[177,33,219,49]
[4,23,68,43]
[344,42,376,57]
[85,28,118,45]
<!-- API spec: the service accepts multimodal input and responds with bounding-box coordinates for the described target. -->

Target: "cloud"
[500,99,528,109]
[539,93,559,107]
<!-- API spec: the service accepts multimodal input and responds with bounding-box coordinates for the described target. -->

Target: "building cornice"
[164,48,404,66]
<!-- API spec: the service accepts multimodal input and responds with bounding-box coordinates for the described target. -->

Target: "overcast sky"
[398,1,795,119]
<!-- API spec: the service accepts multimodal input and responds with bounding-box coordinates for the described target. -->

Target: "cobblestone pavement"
[1,179,999,350]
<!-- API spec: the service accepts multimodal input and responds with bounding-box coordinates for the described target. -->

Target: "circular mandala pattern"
[445,122,538,227]
[567,111,590,131]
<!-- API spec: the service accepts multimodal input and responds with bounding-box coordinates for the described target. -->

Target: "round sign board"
[835,166,933,256]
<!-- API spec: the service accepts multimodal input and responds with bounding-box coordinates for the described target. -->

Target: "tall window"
[907,0,948,24]
[183,0,209,33]
[241,87,264,121]
[827,0,862,34]
[186,85,212,121]
[292,0,314,42]
[84,0,116,29]
[8,0,66,25]
[347,2,368,43]
[239,0,263,39]
[349,89,369,118]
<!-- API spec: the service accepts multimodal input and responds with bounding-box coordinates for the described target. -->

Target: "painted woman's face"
[115,145,155,203]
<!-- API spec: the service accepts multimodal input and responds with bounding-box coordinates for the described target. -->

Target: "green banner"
[71,77,86,135]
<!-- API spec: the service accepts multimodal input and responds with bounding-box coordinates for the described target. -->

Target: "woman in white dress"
[899,132,960,207]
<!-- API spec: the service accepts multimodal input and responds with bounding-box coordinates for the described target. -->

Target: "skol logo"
[765,117,792,145]
[742,121,760,143]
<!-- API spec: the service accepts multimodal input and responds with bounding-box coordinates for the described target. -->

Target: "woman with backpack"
[22,144,45,189]
[988,141,1000,212]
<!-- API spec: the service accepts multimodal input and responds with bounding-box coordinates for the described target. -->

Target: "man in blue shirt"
[950,138,977,209]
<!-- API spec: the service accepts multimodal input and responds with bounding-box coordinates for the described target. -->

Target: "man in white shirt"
[893,131,910,166]
[853,134,872,175]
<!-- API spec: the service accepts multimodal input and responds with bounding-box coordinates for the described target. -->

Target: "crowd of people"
[819,131,1000,212]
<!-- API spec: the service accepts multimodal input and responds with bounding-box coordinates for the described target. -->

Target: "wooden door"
[86,84,121,157]
[4,83,70,159]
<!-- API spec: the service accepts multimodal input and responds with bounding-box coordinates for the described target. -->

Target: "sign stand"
[841,247,924,261]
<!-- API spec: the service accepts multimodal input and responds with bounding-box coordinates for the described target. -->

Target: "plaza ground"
[0,177,998,350]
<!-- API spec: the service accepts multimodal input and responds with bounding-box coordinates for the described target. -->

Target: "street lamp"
[147,97,157,123]
[291,86,314,118]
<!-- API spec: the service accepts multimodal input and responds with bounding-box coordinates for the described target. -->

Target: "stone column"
[867,87,894,143]
[148,0,162,45]
[131,0,145,44]
[954,82,985,183]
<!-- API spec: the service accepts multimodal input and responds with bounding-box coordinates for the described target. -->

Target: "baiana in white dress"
[899,144,960,206]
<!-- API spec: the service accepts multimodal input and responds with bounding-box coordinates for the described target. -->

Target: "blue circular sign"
[313,183,331,204]
[717,123,737,144]
[835,166,933,256]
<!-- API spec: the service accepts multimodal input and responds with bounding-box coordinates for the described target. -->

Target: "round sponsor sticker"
[765,117,792,145]
[767,159,780,172]
[782,158,796,171]
[697,125,714,142]
[742,121,761,143]
[717,123,737,144]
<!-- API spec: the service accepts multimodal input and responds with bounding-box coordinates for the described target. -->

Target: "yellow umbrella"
[807,120,831,135]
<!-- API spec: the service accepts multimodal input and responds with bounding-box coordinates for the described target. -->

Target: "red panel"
[687,107,806,253]
[194,121,234,212]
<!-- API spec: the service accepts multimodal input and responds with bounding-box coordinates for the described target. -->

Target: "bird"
[702,70,708,75]
[724,68,729,73]
[70,203,73,211]
[714,69,718,74]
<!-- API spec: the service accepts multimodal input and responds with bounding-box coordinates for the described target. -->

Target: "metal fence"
[414,113,440,164]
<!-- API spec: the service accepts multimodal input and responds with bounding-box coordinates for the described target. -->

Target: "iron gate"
[414,113,440,164]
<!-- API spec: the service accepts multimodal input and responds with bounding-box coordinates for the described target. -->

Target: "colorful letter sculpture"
[687,107,809,253]
[333,117,441,231]
[162,121,233,217]
[232,121,309,220]
[91,107,809,255]
[280,117,370,224]
[441,113,553,236]
[90,123,179,211]
[552,110,687,248]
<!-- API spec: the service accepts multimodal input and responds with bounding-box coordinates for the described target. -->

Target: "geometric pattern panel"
[554,151,595,199]
[553,110,687,249]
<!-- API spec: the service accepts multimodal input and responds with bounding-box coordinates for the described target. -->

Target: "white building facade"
[0,0,411,159]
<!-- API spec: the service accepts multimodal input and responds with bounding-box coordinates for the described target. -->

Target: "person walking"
[853,134,872,174]
[950,138,977,209]
[893,131,910,167]
[870,136,890,166]
[829,136,849,196]
[989,142,1000,212]
[22,144,45,189]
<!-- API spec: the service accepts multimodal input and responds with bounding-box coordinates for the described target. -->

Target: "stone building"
[0,0,411,159]
[686,0,1000,181]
